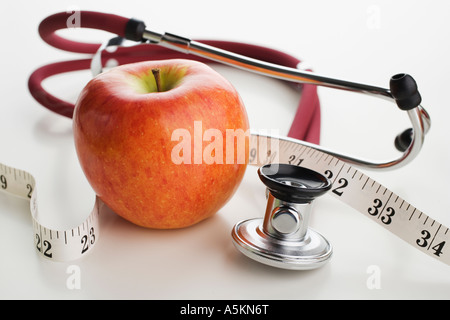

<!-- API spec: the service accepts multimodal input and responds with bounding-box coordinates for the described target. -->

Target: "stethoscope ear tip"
[390,73,422,111]
[394,128,413,152]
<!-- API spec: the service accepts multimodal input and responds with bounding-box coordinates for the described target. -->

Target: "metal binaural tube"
[143,30,392,98]
[142,29,429,171]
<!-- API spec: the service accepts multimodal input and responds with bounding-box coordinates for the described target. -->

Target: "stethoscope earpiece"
[30,10,431,171]
[232,164,333,270]
[389,73,421,111]
[25,10,436,268]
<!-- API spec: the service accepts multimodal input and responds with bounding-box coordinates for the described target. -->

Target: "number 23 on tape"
[1,133,449,266]
[0,162,100,261]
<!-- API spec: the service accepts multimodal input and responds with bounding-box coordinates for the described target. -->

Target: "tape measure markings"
[1,133,449,266]
[0,161,100,261]
[249,134,450,266]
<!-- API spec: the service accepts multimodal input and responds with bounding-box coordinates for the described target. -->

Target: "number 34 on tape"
[248,134,450,267]
[0,133,449,266]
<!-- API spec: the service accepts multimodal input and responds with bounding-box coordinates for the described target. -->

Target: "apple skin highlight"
[73,59,250,229]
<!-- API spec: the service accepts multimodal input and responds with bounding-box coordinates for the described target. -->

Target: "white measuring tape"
[1,133,449,266]
[0,163,100,262]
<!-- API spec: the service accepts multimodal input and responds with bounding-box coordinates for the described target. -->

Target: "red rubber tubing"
[29,11,321,144]
[38,11,129,54]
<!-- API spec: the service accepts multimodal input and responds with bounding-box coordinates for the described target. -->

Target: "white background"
[1,0,450,299]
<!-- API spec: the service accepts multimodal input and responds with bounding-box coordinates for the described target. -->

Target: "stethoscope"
[28,11,431,269]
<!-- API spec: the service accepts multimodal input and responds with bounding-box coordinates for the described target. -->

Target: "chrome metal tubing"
[143,30,392,98]
[142,29,429,170]
[290,106,429,170]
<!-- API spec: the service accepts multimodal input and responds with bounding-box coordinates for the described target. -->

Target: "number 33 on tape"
[1,133,449,266]
[0,162,100,261]
[249,134,450,267]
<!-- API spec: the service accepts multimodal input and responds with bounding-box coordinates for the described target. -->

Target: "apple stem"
[152,68,162,92]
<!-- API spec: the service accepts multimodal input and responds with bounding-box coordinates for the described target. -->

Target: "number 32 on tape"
[1,133,449,266]
[249,134,450,267]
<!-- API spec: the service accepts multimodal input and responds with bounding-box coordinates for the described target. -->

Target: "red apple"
[73,59,249,229]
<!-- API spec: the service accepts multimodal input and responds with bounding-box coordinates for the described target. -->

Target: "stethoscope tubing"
[29,10,430,171]
[30,11,322,145]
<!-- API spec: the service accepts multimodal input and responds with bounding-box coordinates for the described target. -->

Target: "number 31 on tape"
[248,134,450,267]
[1,133,450,266]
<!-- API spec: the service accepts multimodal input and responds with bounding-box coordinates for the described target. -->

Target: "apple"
[73,59,250,229]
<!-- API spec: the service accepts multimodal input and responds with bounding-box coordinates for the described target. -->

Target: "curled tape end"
[1,134,449,267]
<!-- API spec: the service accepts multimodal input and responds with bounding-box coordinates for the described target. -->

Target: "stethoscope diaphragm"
[232,164,333,270]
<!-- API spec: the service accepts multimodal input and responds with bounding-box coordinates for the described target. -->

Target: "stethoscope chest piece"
[232,164,333,270]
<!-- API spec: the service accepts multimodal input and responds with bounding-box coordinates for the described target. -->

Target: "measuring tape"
[0,162,100,262]
[1,133,449,266]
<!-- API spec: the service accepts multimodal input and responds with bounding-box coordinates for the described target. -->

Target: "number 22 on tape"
[1,133,449,266]
[0,162,100,261]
